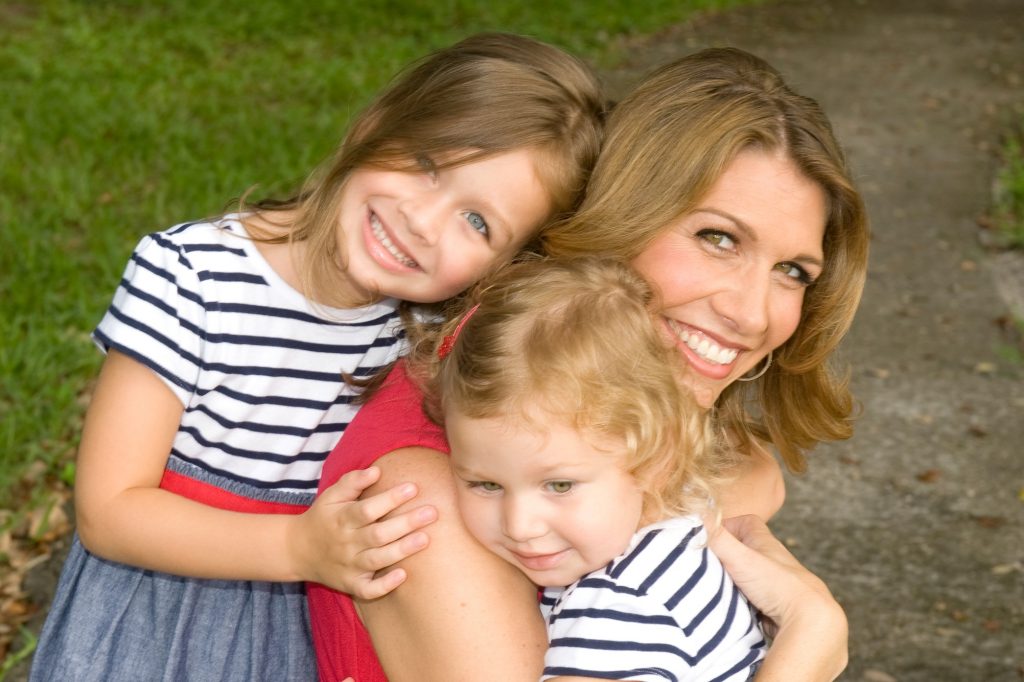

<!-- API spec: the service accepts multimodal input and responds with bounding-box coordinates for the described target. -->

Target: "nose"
[399,192,448,246]
[713,263,769,336]
[501,494,545,543]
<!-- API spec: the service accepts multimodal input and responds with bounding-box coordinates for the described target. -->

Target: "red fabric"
[159,469,307,515]
[309,361,448,682]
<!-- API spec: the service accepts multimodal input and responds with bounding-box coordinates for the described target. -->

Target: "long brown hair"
[249,32,606,307]
[543,47,870,471]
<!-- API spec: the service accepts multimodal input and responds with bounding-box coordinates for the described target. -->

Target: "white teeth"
[667,320,739,366]
[370,214,417,268]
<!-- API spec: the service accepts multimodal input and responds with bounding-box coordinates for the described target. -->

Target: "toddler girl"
[425,256,765,681]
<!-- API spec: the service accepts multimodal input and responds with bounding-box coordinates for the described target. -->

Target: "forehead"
[703,149,826,254]
[447,407,623,469]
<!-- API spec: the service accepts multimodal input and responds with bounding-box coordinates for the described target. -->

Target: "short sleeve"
[92,231,206,406]
[543,586,686,682]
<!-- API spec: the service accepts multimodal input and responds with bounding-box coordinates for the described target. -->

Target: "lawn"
[1,2,761,535]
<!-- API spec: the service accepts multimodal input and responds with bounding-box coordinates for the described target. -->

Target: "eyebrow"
[698,207,825,270]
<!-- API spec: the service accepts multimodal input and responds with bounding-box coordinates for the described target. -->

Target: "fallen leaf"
[916,469,942,483]
[982,619,1002,632]
[974,362,997,374]
[972,515,1007,529]
[967,424,988,438]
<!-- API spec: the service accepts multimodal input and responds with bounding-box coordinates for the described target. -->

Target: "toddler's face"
[333,149,552,304]
[447,408,643,588]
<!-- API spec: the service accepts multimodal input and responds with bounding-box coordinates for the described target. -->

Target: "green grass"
[994,126,1024,248]
[1,1,760,516]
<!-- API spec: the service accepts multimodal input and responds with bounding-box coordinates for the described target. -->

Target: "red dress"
[308,361,448,682]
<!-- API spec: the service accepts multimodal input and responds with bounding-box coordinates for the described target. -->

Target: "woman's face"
[632,148,827,407]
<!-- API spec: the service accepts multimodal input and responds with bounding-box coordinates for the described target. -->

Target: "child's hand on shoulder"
[289,466,438,598]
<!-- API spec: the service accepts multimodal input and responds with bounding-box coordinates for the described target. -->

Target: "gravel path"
[599,1,1024,679]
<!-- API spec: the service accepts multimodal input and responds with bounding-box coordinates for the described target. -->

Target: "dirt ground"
[600,1,1024,680]
[8,0,1024,680]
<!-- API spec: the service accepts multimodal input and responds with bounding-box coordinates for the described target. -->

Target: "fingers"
[353,567,409,601]
[352,481,423,525]
[322,466,383,503]
[720,514,796,568]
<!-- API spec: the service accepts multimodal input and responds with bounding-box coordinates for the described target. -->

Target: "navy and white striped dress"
[540,516,766,682]
[31,217,405,681]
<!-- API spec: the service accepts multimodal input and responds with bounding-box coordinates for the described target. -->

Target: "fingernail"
[400,483,416,498]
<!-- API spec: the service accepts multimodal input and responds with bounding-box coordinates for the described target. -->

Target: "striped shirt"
[93,216,405,499]
[540,516,766,682]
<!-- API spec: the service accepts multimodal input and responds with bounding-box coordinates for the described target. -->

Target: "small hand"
[290,466,438,598]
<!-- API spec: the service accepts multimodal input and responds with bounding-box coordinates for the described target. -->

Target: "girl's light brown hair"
[417,257,728,521]
[542,47,870,472]
[248,32,605,307]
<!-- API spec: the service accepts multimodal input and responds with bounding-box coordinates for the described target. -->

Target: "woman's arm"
[75,350,433,592]
[717,441,786,521]
[356,447,548,682]
[708,515,849,682]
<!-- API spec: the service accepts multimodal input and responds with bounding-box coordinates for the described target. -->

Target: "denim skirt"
[30,463,318,681]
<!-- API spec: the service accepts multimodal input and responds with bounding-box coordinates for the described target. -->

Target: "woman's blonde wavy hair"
[247,32,606,308]
[542,48,870,472]
[413,257,732,522]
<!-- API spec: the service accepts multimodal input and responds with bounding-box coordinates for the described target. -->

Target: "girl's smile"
[336,149,553,305]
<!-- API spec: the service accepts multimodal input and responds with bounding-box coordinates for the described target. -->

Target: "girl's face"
[335,149,552,304]
[632,149,827,407]
[447,408,644,588]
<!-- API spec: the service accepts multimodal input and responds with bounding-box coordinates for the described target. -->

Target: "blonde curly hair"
[412,256,734,522]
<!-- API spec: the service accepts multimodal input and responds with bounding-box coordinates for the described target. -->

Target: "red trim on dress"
[159,469,308,515]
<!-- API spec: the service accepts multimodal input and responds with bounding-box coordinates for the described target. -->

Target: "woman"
[310,46,868,681]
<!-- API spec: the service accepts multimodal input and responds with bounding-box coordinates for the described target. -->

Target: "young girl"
[29,33,604,681]
[427,256,766,681]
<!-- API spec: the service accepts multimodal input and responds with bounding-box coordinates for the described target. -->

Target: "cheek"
[770,293,807,347]
[455,493,497,543]
[634,252,707,309]
[439,247,497,292]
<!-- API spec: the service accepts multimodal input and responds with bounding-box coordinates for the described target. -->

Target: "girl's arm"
[709,515,849,682]
[355,446,548,682]
[75,350,434,595]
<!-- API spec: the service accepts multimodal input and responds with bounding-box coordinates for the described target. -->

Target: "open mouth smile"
[666,319,739,365]
[370,212,418,268]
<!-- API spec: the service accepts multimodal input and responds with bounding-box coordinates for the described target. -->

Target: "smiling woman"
[632,148,828,407]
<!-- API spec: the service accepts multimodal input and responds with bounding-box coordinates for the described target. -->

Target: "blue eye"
[465,212,489,237]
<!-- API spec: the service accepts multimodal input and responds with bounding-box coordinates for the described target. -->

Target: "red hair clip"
[437,304,480,360]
